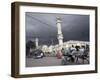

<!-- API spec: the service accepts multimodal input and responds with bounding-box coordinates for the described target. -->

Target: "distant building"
[41,40,89,54]
[63,40,89,48]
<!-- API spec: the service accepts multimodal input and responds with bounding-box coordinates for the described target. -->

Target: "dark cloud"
[25,12,89,45]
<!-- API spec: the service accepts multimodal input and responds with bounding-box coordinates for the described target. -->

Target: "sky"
[25,12,89,46]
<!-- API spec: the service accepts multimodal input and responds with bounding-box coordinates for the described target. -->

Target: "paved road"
[26,56,89,67]
[26,57,61,67]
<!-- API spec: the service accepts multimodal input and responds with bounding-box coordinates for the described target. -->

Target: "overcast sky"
[25,12,89,45]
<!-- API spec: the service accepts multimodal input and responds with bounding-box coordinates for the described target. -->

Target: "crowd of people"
[61,45,89,65]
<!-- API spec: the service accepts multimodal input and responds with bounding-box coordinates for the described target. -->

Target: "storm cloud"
[25,12,89,45]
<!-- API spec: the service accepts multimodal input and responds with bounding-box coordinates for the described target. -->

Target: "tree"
[26,40,36,56]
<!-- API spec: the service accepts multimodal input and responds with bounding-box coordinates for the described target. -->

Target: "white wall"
[0,0,100,80]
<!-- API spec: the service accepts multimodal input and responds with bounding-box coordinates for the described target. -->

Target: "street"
[26,57,61,67]
[26,56,89,67]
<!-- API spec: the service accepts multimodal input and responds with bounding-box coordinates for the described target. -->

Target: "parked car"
[32,49,45,59]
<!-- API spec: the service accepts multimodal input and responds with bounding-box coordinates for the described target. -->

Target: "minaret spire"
[56,17,63,46]
[35,38,39,48]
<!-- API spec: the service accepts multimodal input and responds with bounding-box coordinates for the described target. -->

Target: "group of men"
[60,45,89,65]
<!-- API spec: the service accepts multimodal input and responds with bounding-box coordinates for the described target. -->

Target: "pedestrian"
[56,48,62,59]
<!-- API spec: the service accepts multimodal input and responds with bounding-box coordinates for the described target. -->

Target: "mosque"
[32,17,89,54]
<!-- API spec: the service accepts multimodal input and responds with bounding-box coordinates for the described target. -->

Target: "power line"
[26,14,55,28]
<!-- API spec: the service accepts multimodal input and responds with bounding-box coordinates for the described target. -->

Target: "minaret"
[35,38,39,48]
[56,17,63,46]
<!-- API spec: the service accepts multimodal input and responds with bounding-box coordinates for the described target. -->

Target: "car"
[32,49,45,59]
